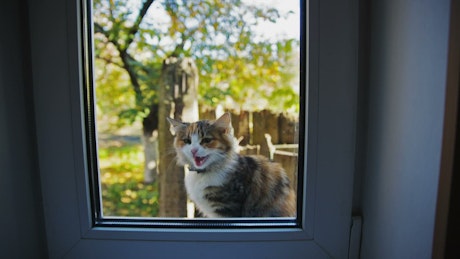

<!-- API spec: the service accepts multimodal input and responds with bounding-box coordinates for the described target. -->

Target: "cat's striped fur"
[167,113,296,217]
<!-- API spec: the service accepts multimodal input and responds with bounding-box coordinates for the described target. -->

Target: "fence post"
[233,111,249,146]
[252,110,279,157]
[276,113,298,191]
[158,57,198,217]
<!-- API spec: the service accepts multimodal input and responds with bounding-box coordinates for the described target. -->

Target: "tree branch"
[94,21,144,106]
[94,22,105,35]
[125,0,155,49]
[119,50,144,106]
[94,0,156,108]
[95,53,124,69]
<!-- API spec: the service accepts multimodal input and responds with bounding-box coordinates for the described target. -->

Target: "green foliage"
[93,0,300,131]
[200,39,300,112]
[99,143,159,217]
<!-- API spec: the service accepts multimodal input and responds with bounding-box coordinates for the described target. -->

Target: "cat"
[167,113,296,218]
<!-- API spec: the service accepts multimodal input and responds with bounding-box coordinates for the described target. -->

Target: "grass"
[98,142,159,217]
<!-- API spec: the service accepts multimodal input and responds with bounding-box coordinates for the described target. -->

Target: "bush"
[99,142,159,217]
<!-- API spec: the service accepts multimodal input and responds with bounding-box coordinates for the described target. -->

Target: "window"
[88,0,303,223]
[30,0,358,257]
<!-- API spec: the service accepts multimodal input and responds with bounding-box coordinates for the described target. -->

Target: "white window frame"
[29,0,358,257]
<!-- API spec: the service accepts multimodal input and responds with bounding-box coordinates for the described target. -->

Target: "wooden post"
[252,110,279,158]
[278,113,298,189]
[233,111,250,146]
[158,57,198,217]
[279,113,298,144]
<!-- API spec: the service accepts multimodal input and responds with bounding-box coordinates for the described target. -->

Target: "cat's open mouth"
[193,155,209,167]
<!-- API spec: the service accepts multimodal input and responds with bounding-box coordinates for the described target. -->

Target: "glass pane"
[91,0,302,220]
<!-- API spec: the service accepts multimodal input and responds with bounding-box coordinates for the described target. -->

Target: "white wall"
[361,0,451,258]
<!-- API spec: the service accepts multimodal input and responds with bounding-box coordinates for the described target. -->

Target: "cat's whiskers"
[162,154,184,174]
[202,151,237,174]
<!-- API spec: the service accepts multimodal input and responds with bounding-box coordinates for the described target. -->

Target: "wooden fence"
[200,110,299,190]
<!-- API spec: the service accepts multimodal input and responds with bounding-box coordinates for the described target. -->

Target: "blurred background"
[92,0,301,217]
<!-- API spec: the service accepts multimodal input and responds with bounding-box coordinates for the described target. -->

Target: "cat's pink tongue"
[194,156,208,167]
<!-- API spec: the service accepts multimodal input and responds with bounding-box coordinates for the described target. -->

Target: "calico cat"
[167,113,296,218]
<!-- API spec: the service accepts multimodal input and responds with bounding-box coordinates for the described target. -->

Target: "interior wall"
[360,0,451,258]
[0,1,47,258]
[445,87,460,257]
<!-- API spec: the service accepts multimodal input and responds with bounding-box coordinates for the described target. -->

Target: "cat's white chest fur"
[184,169,229,218]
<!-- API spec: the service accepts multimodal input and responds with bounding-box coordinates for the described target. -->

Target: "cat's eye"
[201,138,213,144]
[182,138,191,144]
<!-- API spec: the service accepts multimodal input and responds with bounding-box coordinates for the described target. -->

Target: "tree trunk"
[142,132,158,183]
[158,57,199,217]
[142,105,159,183]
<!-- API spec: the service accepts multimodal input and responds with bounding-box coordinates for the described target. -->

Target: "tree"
[94,0,161,183]
[93,0,299,185]
[157,57,199,217]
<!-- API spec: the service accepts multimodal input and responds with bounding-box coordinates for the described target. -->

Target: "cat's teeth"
[194,155,208,167]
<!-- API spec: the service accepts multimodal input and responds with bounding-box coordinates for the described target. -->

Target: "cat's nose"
[191,148,198,156]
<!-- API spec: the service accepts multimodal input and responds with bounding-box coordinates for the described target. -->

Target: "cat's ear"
[212,113,232,134]
[167,117,184,133]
